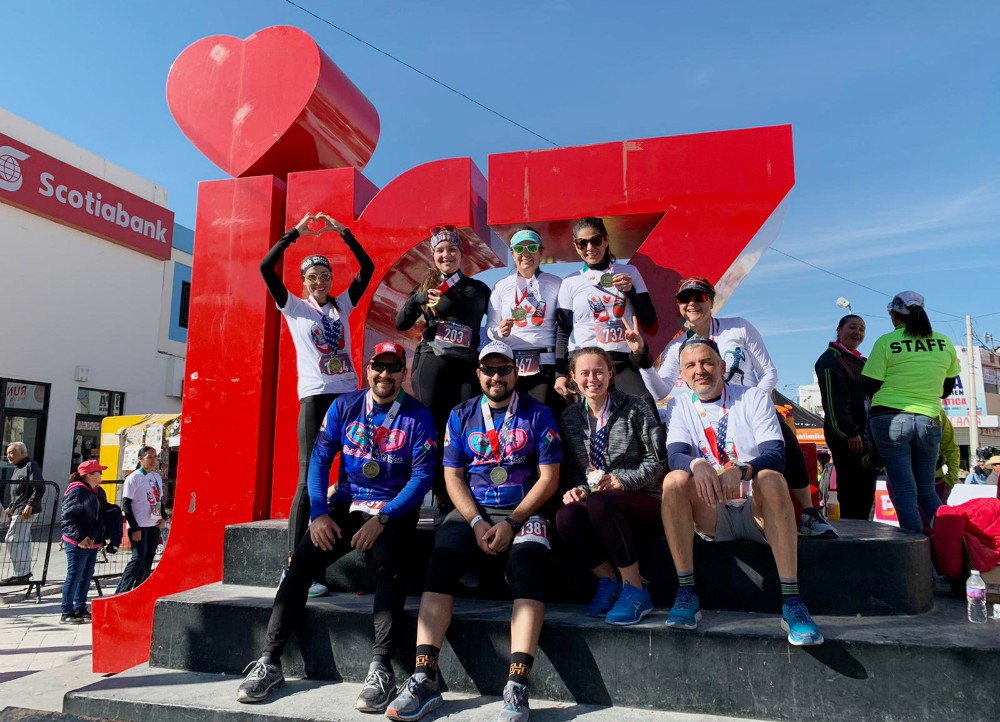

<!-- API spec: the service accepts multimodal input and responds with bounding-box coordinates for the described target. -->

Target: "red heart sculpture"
[166,25,380,178]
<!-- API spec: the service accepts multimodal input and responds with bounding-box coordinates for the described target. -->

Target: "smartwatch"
[503,517,523,533]
[377,513,390,526]
[736,463,753,482]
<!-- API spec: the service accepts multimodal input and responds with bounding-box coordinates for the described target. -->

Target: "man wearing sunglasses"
[237,342,438,714]
[387,341,561,722]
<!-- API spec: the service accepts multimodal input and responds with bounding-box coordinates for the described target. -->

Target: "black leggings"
[516,365,564,416]
[410,349,478,499]
[826,427,877,519]
[264,503,418,661]
[611,356,656,414]
[778,415,810,491]
[290,393,339,566]
[424,508,549,601]
[555,490,662,570]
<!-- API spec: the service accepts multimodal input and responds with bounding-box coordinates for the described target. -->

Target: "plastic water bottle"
[966,570,987,624]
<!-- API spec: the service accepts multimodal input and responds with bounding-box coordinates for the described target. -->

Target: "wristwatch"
[377,513,390,526]
[503,517,523,533]
[736,463,753,481]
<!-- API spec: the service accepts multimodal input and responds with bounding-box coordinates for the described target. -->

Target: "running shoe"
[497,680,530,722]
[666,586,702,630]
[59,612,85,625]
[586,577,621,617]
[798,508,838,539]
[385,673,442,721]
[356,660,396,713]
[308,580,329,597]
[236,657,284,703]
[605,582,652,625]
[781,596,824,646]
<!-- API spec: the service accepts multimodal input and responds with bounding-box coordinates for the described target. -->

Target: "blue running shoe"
[385,673,442,721]
[781,597,824,646]
[666,587,701,630]
[587,577,621,617]
[605,582,652,625]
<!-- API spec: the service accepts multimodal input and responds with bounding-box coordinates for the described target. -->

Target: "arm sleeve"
[307,403,343,521]
[740,320,777,396]
[612,403,667,491]
[395,288,428,331]
[26,461,45,506]
[625,289,656,327]
[817,357,860,438]
[748,439,785,474]
[381,411,437,519]
[554,308,574,376]
[656,338,683,396]
[940,414,959,487]
[559,408,587,487]
[259,229,298,309]
[667,442,698,474]
[122,497,139,531]
[342,228,374,306]
[746,389,784,472]
[942,377,957,398]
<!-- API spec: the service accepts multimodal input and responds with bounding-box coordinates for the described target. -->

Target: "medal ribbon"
[584,393,613,471]
[480,392,519,468]
[306,296,344,350]
[685,318,718,343]
[434,271,462,294]
[691,384,729,470]
[364,390,405,463]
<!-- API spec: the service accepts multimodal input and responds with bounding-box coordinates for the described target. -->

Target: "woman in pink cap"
[60,459,106,624]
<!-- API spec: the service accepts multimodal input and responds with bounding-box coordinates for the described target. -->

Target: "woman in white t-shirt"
[485,228,563,409]
[259,212,374,595]
[629,276,837,539]
[554,217,656,408]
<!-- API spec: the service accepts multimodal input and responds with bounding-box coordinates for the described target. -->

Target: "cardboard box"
[981,565,1000,604]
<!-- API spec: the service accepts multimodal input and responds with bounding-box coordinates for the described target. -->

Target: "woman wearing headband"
[395,227,491,504]
[862,292,959,533]
[485,228,563,409]
[628,276,838,540]
[554,217,657,408]
[260,211,374,597]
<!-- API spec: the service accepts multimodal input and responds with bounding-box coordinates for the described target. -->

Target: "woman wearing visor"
[260,212,374,596]
[485,228,563,410]
[630,277,838,540]
[554,217,657,408]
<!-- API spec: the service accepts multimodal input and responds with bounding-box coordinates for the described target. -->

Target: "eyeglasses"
[370,361,405,374]
[305,272,332,283]
[479,365,515,377]
[573,235,605,250]
[677,291,710,303]
[512,243,540,254]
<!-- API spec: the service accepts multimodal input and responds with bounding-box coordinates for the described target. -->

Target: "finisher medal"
[326,356,343,374]
[490,467,509,485]
[362,460,381,479]
[599,273,614,288]
[512,307,528,322]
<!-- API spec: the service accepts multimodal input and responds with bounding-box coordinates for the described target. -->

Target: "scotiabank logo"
[0,132,173,260]
[0,145,29,192]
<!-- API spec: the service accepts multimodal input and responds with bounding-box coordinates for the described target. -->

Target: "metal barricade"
[0,479,59,603]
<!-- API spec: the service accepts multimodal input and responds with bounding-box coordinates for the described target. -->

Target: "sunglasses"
[677,291,710,303]
[479,365,515,377]
[573,235,605,249]
[512,243,540,254]
[370,361,405,374]
[305,272,332,283]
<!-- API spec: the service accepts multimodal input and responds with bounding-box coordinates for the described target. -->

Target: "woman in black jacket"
[814,315,876,519]
[60,460,106,624]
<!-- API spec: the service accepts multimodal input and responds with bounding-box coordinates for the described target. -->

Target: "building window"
[1,378,50,480]
[179,280,191,329]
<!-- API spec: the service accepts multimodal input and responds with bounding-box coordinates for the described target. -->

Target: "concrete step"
[224,518,933,615]
[63,664,769,722]
[141,583,1000,722]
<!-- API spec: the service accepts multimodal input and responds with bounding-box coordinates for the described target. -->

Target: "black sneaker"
[75,607,92,622]
[236,657,284,703]
[2,574,32,585]
[60,612,85,625]
[385,673,442,721]
[355,660,395,713]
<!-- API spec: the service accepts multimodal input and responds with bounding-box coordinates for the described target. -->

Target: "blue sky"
[4,1,998,391]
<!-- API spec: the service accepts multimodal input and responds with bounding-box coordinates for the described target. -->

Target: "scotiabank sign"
[0,132,173,260]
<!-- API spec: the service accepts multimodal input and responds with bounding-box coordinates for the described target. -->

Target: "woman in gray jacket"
[555,347,667,626]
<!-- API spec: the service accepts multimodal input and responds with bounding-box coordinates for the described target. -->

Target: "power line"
[281,0,560,148]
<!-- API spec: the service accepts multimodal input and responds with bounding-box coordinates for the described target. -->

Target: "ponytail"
[902,306,933,338]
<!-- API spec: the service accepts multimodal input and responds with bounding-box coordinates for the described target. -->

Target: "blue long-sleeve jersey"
[307,389,437,521]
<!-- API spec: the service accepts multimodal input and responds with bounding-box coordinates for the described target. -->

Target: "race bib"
[511,515,550,549]
[319,353,353,376]
[435,321,472,348]
[594,320,625,345]
[513,349,541,376]
[349,500,387,516]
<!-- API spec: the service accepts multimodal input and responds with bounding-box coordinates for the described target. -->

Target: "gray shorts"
[710,501,768,544]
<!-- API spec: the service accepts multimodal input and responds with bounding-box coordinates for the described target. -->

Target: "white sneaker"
[307,581,329,597]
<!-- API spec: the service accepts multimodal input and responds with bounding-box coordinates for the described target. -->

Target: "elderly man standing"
[660,337,824,646]
[3,442,45,585]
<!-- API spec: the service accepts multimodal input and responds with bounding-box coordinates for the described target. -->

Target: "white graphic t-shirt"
[123,468,163,528]
[557,262,648,354]
[281,291,358,398]
[486,271,562,365]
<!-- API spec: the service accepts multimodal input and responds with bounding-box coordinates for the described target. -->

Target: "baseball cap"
[479,340,515,362]
[369,342,406,364]
[887,291,925,315]
[78,460,108,476]
[675,277,716,299]
[300,254,332,277]
[679,335,722,357]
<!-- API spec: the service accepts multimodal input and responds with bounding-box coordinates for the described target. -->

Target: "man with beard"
[386,341,561,722]
[237,343,437,713]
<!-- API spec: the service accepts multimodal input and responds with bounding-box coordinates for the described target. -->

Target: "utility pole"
[967,315,980,455]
